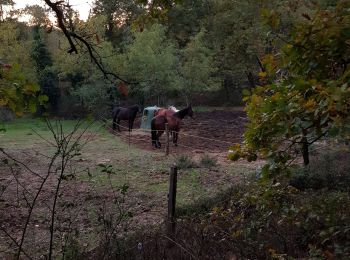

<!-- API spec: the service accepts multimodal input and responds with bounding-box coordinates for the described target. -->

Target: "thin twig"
[16,150,60,260]
[0,227,33,260]
[0,149,44,180]
[43,0,136,84]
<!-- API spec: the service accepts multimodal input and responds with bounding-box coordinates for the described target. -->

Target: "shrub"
[62,234,81,260]
[198,182,350,259]
[175,154,197,170]
[290,151,350,191]
[200,153,217,169]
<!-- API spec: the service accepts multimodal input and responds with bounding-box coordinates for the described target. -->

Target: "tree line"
[1,0,336,117]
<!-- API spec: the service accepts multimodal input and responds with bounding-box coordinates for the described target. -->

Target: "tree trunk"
[301,135,309,166]
[256,55,265,72]
[246,71,256,89]
[0,4,3,22]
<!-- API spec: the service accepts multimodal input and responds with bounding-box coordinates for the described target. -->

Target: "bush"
[197,182,350,259]
[62,234,81,260]
[290,151,350,191]
[176,187,236,217]
[175,154,197,170]
[200,153,217,169]
[112,181,350,259]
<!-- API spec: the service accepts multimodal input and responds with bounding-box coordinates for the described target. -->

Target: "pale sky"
[14,0,94,21]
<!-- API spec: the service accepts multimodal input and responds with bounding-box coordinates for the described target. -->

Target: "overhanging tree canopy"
[230,1,350,175]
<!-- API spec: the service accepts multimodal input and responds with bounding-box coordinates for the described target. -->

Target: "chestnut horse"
[151,104,193,148]
[154,105,178,117]
[112,104,141,131]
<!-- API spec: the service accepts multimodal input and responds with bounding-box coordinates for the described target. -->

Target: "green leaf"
[28,99,37,113]
[38,95,49,103]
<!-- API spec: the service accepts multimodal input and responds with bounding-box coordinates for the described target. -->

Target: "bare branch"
[43,0,135,84]
[0,227,33,260]
[47,119,95,259]
[0,148,45,180]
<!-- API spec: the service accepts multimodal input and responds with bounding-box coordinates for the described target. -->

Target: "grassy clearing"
[0,118,103,148]
[1,118,256,258]
[1,117,249,213]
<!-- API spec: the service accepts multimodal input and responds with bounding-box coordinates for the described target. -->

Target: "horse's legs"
[152,131,161,148]
[156,130,164,148]
[117,119,121,131]
[129,119,135,132]
[151,130,157,147]
[155,133,160,148]
[151,119,158,148]
[173,131,178,146]
[112,115,117,130]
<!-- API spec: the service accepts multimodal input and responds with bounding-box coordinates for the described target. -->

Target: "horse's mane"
[168,105,178,112]
[173,105,191,119]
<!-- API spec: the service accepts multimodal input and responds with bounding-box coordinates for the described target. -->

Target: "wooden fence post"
[167,164,177,244]
[165,123,169,156]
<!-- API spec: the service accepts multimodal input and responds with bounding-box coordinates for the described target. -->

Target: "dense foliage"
[32,26,59,113]
[0,63,46,116]
[2,0,346,117]
[122,24,182,103]
[1,0,289,115]
[0,13,48,116]
[230,1,350,174]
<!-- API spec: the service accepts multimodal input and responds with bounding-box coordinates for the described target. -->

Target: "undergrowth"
[116,182,350,259]
[199,153,217,169]
[290,152,350,191]
[101,150,350,259]
[175,154,198,169]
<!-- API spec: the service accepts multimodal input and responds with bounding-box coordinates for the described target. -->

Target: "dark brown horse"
[112,104,141,131]
[151,104,194,148]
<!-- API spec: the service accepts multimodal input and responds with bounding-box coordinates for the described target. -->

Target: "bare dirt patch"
[109,109,248,162]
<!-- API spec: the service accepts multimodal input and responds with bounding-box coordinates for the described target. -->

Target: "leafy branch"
[43,0,134,84]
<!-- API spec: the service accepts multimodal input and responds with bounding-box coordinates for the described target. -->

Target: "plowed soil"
[110,109,248,155]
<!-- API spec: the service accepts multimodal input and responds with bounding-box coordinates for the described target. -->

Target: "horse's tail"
[151,118,157,146]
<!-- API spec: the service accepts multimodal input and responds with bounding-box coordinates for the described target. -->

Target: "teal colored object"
[140,106,158,129]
